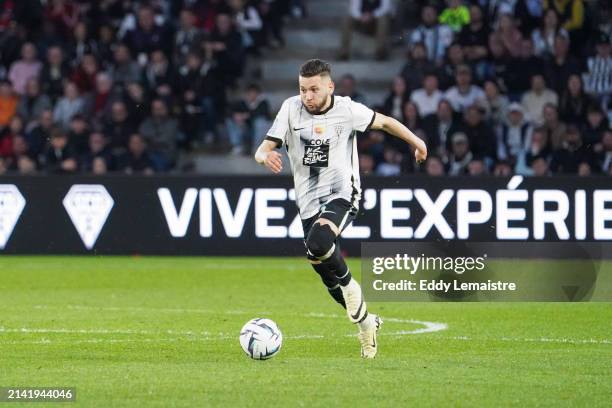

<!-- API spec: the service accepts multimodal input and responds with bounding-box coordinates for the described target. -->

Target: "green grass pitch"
[0,256,611,407]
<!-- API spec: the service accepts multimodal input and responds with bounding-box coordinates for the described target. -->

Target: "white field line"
[2,305,609,346]
[442,335,612,345]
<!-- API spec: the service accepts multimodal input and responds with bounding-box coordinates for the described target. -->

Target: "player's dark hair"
[299,59,331,78]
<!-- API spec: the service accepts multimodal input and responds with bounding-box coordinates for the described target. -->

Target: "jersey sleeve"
[350,100,376,133]
[265,99,291,148]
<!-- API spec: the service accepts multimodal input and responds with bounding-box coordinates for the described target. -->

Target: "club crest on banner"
[63,185,114,249]
[0,184,26,249]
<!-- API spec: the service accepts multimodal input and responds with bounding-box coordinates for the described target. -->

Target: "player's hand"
[264,150,283,174]
[415,143,427,164]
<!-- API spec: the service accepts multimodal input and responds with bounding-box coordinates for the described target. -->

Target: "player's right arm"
[254,98,291,174]
[254,140,283,173]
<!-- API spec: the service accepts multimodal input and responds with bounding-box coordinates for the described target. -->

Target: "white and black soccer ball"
[239,318,283,360]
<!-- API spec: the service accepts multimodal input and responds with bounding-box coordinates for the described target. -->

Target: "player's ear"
[328,79,335,93]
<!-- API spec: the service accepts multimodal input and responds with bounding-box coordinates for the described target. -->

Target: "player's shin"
[309,260,346,308]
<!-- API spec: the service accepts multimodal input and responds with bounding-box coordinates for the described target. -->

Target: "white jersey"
[266,95,375,219]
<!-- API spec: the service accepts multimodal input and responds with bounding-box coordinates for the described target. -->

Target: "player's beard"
[302,94,331,115]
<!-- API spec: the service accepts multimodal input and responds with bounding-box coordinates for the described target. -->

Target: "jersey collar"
[316,95,334,115]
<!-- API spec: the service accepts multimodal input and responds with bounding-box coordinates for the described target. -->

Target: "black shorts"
[301,198,358,237]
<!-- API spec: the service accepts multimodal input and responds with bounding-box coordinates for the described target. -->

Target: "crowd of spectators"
[357,0,611,177]
[0,0,296,175]
[0,0,610,178]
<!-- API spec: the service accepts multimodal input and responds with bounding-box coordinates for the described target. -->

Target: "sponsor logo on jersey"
[303,138,330,167]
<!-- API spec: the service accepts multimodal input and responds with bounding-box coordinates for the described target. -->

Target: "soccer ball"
[239,318,283,360]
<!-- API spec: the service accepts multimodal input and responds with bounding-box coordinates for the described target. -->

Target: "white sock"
[358,313,376,332]
[340,277,359,295]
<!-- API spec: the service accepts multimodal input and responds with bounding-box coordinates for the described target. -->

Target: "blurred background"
[0,0,609,178]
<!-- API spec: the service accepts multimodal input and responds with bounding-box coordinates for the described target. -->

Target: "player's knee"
[305,223,336,260]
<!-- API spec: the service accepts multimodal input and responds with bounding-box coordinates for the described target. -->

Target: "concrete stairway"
[258,0,405,110]
[189,0,405,173]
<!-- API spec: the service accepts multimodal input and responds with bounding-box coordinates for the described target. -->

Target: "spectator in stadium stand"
[532,8,569,58]
[41,126,78,174]
[597,129,612,173]
[439,0,470,33]
[424,154,446,175]
[339,0,393,61]
[174,50,219,147]
[400,42,433,92]
[359,153,375,175]
[530,154,551,175]
[438,43,466,90]
[493,159,513,176]
[25,109,53,157]
[8,42,41,95]
[97,24,118,69]
[0,115,23,159]
[542,103,568,149]
[375,147,403,176]
[582,31,612,101]
[581,104,609,147]
[39,45,70,102]
[70,21,97,65]
[143,49,173,97]
[174,8,204,64]
[258,0,289,49]
[489,13,523,58]
[0,80,17,127]
[117,133,155,175]
[410,73,443,118]
[462,104,496,163]
[122,4,172,62]
[467,157,488,175]
[53,81,84,129]
[444,64,486,113]
[543,0,585,34]
[45,0,80,41]
[204,12,246,85]
[506,37,543,95]
[496,102,533,164]
[67,114,90,155]
[88,72,118,123]
[422,98,462,157]
[358,129,385,164]
[70,54,99,94]
[124,81,149,126]
[226,83,271,155]
[382,76,410,120]
[457,4,490,79]
[138,98,181,170]
[559,74,593,125]
[110,43,142,86]
[521,74,558,125]
[514,0,543,36]
[486,35,513,92]
[0,157,5,174]
[447,131,473,175]
[515,126,552,174]
[6,135,37,174]
[104,100,138,154]
[543,34,581,95]
[401,102,423,135]
[80,131,115,173]
[337,74,368,106]
[550,125,598,173]
[409,4,454,66]
[229,0,263,54]
[482,80,509,127]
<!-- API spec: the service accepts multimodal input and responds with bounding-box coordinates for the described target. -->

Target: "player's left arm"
[370,113,428,163]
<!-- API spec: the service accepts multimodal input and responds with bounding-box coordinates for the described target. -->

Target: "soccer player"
[254,59,427,358]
